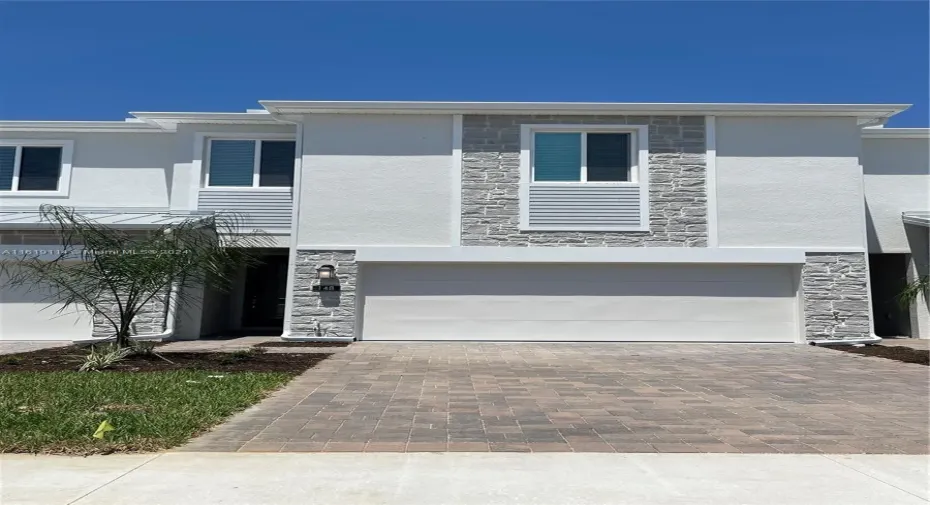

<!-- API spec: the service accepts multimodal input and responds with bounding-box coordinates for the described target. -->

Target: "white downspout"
[130,282,179,341]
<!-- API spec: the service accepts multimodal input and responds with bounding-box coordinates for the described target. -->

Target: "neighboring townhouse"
[0,101,927,343]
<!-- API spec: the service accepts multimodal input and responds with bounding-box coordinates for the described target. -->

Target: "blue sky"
[1,2,927,126]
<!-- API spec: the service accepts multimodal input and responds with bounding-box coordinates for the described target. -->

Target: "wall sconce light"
[316,264,336,279]
[312,264,340,292]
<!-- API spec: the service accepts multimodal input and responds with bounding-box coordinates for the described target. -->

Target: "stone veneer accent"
[802,253,871,340]
[290,250,358,338]
[461,115,707,247]
[92,293,169,337]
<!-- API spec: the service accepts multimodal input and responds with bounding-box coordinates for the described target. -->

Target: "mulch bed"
[254,341,351,348]
[0,346,330,373]
[834,345,929,366]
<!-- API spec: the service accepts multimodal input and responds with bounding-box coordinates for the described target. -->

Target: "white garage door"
[0,269,92,341]
[360,263,799,342]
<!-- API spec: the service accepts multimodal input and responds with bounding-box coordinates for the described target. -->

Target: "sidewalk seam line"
[819,454,928,502]
[67,453,164,505]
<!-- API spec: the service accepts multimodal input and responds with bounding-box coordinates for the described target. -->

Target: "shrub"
[131,340,158,356]
[79,344,133,372]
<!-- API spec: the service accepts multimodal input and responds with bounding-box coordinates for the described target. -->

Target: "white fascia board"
[130,112,279,121]
[354,246,806,264]
[260,100,910,119]
[0,121,165,133]
[902,211,930,227]
[0,209,213,229]
[861,128,930,139]
[129,112,291,131]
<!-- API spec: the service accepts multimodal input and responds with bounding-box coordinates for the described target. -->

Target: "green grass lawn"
[0,370,293,454]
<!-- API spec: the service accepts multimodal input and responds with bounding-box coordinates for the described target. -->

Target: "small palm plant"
[897,275,929,309]
[0,205,270,349]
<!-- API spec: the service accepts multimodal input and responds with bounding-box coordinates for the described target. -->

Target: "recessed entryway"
[869,253,912,337]
[200,248,289,337]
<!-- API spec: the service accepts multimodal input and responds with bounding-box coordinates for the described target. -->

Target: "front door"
[869,253,912,337]
[242,255,288,329]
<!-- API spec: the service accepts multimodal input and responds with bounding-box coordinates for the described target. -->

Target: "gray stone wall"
[92,292,169,337]
[290,250,357,339]
[461,115,707,247]
[802,253,871,340]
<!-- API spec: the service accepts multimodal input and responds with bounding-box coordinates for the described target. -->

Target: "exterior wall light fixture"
[312,264,340,291]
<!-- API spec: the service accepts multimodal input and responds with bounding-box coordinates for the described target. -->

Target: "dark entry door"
[242,255,288,329]
[869,253,912,337]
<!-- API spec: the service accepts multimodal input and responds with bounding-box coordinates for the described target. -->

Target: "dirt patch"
[834,345,929,366]
[254,341,351,348]
[0,346,330,373]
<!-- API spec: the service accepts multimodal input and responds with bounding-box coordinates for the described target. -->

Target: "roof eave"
[0,121,165,133]
[129,112,288,131]
[862,128,930,139]
[902,212,930,227]
[0,209,215,229]
[259,100,911,119]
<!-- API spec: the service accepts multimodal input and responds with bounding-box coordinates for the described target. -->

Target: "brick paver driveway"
[181,343,929,454]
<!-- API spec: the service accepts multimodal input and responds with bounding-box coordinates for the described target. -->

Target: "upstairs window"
[532,132,632,183]
[0,145,65,192]
[206,139,296,188]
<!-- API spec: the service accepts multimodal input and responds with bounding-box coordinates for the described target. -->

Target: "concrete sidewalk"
[1,453,927,505]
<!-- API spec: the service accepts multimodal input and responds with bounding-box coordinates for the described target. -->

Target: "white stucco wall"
[1,123,298,212]
[715,117,865,249]
[861,136,930,253]
[297,114,454,246]
[171,123,297,211]
[0,131,176,209]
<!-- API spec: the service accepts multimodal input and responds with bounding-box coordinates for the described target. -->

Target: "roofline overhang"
[0,112,292,133]
[128,111,287,131]
[1,102,915,133]
[902,212,930,227]
[861,128,930,139]
[0,121,165,133]
[0,208,215,229]
[259,100,911,120]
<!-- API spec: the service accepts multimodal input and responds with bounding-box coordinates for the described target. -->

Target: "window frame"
[527,126,643,184]
[519,124,650,232]
[0,140,74,197]
[203,137,296,190]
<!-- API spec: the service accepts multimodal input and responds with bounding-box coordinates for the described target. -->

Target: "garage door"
[359,263,799,342]
[0,269,92,341]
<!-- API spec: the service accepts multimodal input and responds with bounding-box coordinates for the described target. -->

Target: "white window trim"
[519,124,650,232]
[528,127,641,184]
[201,135,296,192]
[0,139,74,198]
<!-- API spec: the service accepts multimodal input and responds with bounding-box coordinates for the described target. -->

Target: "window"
[519,125,649,232]
[532,132,632,183]
[0,145,65,192]
[206,139,296,188]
